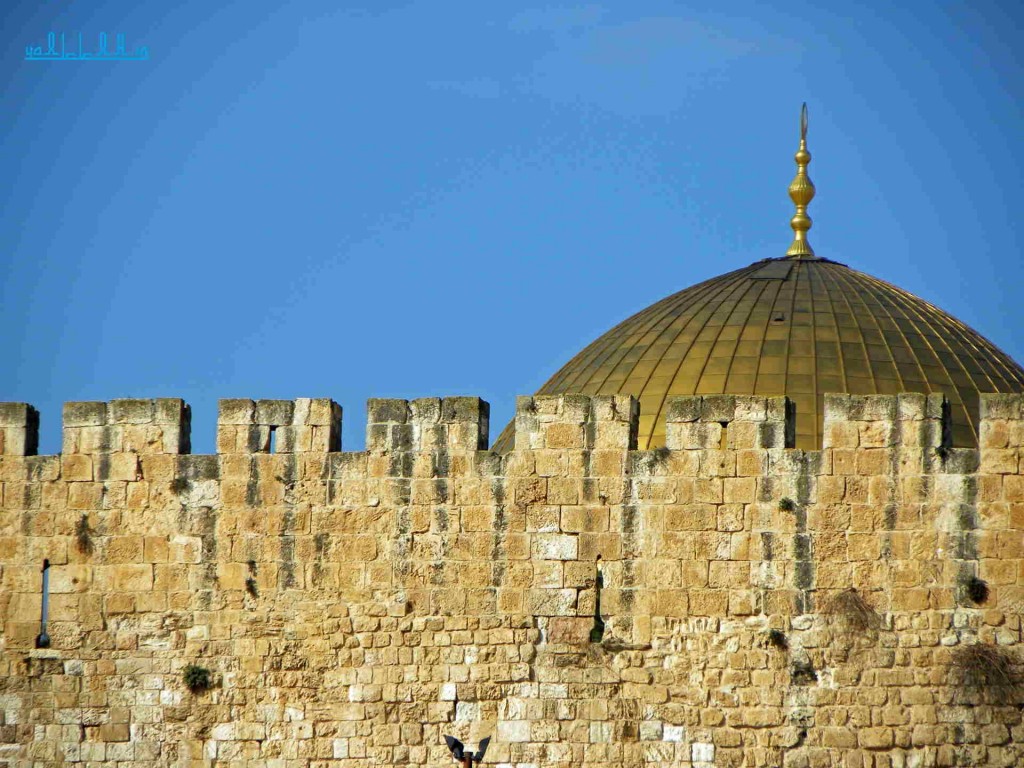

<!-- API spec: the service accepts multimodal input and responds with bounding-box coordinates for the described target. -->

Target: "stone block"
[824,421,859,449]
[98,723,130,742]
[544,422,584,449]
[152,398,184,426]
[726,421,759,449]
[112,564,153,591]
[255,399,293,426]
[526,588,577,616]
[63,401,108,427]
[734,396,768,422]
[440,397,489,450]
[547,617,592,644]
[497,720,530,743]
[666,422,721,450]
[664,396,702,423]
[858,727,894,749]
[367,398,409,424]
[859,420,894,448]
[923,393,947,421]
[0,404,39,456]
[980,393,1024,420]
[556,393,590,422]
[532,534,576,560]
[701,395,736,423]
[2,427,30,457]
[595,420,637,450]
[409,398,442,427]
[0,402,34,428]
[897,393,927,420]
[981,449,1018,475]
[441,396,485,424]
[107,453,140,481]
[305,397,342,427]
[218,399,255,425]
[109,399,154,424]
[691,742,715,763]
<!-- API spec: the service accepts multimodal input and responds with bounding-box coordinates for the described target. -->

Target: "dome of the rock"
[494,106,1024,451]
[494,256,1024,451]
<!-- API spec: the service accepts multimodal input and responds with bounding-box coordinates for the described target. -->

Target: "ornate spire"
[785,103,817,258]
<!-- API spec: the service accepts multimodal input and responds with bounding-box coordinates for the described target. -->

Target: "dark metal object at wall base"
[444,735,490,766]
[35,558,51,649]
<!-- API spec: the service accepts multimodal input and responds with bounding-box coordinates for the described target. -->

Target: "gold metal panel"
[787,358,814,375]
[816,341,839,357]
[790,340,814,356]
[696,375,727,393]
[758,357,786,375]
[815,326,839,341]
[726,374,756,390]
[730,358,758,374]
[755,374,786,394]
[704,357,732,375]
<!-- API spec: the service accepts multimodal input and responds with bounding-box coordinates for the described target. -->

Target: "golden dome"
[493,107,1024,451]
[494,256,1024,451]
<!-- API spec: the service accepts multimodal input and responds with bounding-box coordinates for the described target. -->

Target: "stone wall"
[1,392,1022,767]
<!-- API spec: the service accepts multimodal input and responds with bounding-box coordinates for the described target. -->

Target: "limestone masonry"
[1,392,1022,767]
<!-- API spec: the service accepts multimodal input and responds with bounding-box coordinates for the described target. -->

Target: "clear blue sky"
[2,1,1022,454]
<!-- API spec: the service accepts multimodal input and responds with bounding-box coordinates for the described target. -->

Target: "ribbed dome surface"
[496,257,1024,451]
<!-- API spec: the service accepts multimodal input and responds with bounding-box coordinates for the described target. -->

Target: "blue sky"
[2,1,1022,454]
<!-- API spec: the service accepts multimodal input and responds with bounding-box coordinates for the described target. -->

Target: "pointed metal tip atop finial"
[786,102,817,259]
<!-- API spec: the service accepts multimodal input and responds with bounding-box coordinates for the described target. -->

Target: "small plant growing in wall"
[790,659,817,685]
[170,477,191,495]
[639,446,672,474]
[183,664,211,694]
[75,513,94,555]
[949,644,1020,705]
[778,497,796,513]
[823,588,881,632]
[765,629,788,650]
[960,575,989,605]
[245,560,259,598]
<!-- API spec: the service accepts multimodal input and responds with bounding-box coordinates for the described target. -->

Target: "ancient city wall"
[1,392,1022,767]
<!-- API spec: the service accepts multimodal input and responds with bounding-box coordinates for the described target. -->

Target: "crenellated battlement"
[61,398,191,456]
[366,396,489,452]
[2,389,1023,767]
[0,402,39,456]
[216,398,342,454]
[3,391,1023,463]
[513,394,639,451]
[821,392,950,451]
[663,395,794,450]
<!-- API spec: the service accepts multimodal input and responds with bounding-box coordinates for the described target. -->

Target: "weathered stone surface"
[0,391,1022,767]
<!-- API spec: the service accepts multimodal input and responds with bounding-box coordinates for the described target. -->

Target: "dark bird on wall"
[444,735,490,766]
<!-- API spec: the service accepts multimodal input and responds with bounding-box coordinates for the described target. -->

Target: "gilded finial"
[785,103,817,258]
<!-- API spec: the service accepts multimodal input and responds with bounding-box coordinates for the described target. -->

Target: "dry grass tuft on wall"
[823,588,882,633]
[949,644,1020,704]
[75,513,94,555]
